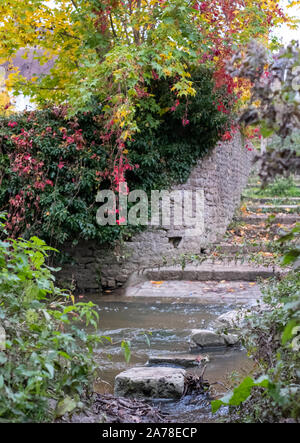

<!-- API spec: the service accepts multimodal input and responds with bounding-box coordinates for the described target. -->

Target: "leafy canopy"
[0,0,288,146]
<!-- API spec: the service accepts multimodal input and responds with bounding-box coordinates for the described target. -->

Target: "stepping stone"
[114,366,186,399]
[191,329,239,348]
[147,354,209,368]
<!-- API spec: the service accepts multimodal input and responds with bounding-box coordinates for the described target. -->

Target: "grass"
[243,177,300,199]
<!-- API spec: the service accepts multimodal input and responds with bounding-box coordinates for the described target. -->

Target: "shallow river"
[82,281,259,423]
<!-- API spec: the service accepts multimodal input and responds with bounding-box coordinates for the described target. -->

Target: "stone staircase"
[126,173,299,288]
[206,174,299,263]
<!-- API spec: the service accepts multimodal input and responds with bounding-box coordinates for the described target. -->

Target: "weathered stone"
[235,215,299,225]
[114,366,185,399]
[191,329,226,347]
[222,333,240,346]
[191,329,240,348]
[0,323,6,351]
[147,354,209,368]
[58,133,254,290]
[216,309,248,329]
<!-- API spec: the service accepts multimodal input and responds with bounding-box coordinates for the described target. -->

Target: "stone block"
[114,366,186,399]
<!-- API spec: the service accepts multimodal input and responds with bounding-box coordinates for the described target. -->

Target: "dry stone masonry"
[58,133,253,291]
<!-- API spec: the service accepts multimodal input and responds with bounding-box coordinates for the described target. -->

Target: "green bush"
[0,214,101,422]
[212,271,300,422]
[0,68,233,247]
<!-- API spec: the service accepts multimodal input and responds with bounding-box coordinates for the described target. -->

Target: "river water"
[82,281,260,422]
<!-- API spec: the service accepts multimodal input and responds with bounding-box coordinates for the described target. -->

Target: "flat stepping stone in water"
[114,366,186,399]
[147,354,209,368]
[191,329,239,348]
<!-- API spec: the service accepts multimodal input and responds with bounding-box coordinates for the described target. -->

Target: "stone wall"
[57,133,253,292]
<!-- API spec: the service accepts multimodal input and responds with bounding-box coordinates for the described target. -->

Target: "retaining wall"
[57,133,253,291]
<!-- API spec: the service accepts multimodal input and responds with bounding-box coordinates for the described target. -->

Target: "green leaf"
[0,354,7,365]
[260,121,274,138]
[211,376,269,413]
[282,319,299,345]
[282,249,300,266]
[121,340,131,363]
[44,363,54,379]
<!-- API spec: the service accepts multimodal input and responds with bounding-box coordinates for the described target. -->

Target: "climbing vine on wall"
[0,0,288,186]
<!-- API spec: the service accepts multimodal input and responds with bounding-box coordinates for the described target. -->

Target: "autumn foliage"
[0,1,288,147]
[0,0,292,242]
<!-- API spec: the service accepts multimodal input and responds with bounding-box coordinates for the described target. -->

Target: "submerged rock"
[114,366,186,399]
[191,329,239,348]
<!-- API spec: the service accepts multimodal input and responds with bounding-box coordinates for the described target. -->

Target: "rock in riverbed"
[191,329,239,348]
[216,309,248,330]
[114,366,186,399]
[147,354,209,368]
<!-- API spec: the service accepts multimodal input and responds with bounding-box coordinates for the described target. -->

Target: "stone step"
[128,263,279,286]
[235,215,299,225]
[246,181,300,187]
[242,197,300,204]
[209,243,271,254]
[246,205,300,213]
[124,279,264,305]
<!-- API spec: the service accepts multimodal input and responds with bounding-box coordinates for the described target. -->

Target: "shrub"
[0,68,233,247]
[212,271,300,422]
[0,213,101,422]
